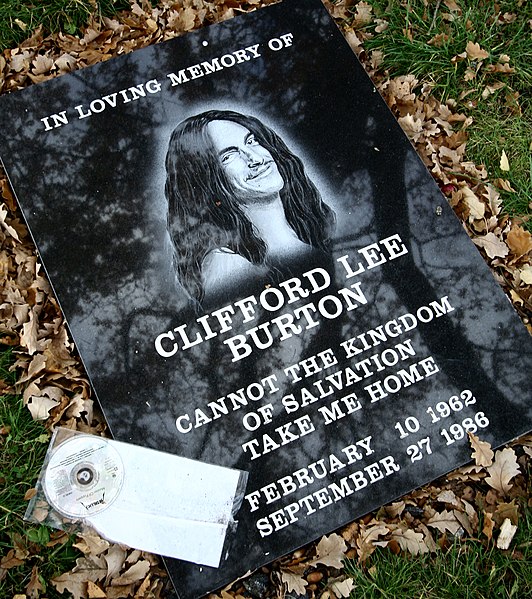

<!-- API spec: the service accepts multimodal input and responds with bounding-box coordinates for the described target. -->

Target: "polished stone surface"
[0,1,530,597]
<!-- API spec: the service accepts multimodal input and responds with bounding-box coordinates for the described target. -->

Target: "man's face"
[207,120,284,204]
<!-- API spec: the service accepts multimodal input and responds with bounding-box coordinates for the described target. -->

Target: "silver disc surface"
[43,435,124,518]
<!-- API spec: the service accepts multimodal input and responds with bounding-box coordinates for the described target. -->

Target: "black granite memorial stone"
[0,1,530,597]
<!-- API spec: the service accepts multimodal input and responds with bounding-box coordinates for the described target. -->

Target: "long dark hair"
[165,110,335,303]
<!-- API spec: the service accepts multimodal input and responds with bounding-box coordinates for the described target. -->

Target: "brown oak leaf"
[468,432,494,467]
[482,510,495,541]
[507,225,532,257]
[427,510,462,535]
[485,447,520,494]
[280,569,308,595]
[472,232,509,259]
[390,528,429,555]
[466,41,489,60]
[308,533,347,569]
[329,577,355,597]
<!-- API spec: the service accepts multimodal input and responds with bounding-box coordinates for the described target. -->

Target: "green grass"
[345,506,532,598]
[0,0,129,50]
[466,110,532,220]
[361,0,532,227]
[0,347,78,598]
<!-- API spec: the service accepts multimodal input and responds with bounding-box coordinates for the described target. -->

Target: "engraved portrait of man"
[164,110,336,305]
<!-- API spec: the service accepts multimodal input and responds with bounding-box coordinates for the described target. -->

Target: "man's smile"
[246,161,273,181]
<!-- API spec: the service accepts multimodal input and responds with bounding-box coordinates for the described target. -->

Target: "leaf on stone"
[473,232,509,259]
[329,576,355,597]
[507,225,532,257]
[427,510,462,535]
[468,432,494,467]
[280,569,308,595]
[485,447,520,494]
[466,41,489,60]
[391,528,429,555]
[496,518,517,550]
[308,534,347,569]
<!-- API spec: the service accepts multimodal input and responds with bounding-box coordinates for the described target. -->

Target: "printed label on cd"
[43,435,124,518]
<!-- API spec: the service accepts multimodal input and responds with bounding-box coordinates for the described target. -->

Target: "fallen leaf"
[353,1,373,27]
[24,487,38,501]
[357,523,390,561]
[443,0,461,10]
[398,113,424,141]
[384,501,405,517]
[507,226,532,257]
[427,509,462,535]
[1,549,25,569]
[87,580,106,598]
[496,518,517,549]
[500,150,510,171]
[473,232,509,259]
[436,490,460,506]
[482,510,495,541]
[52,555,107,599]
[485,447,520,494]
[329,577,355,597]
[107,583,136,598]
[462,187,485,219]
[520,265,532,285]
[390,528,429,555]
[308,534,347,569]
[74,532,110,556]
[469,432,494,467]
[466,41,489,60]
[494,178,516,192]
[494,501,519,526]
[51,574,87,599]
[32,54,54,75]
[0,203,21,241]
[26,395,60,420]
[104,544,127,584]
[111,559,150,585]
[417,523,438,552]
[453,509,474,536]
[281,569,308,595]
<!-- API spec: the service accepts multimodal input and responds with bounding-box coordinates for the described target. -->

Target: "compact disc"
[43,435,124,518]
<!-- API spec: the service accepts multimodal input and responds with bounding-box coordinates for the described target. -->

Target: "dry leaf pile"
[0,1,531,598]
